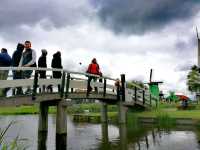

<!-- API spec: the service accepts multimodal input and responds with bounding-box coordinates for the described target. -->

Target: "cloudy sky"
[1,0,200,95]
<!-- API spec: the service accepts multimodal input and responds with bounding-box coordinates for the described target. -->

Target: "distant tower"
[197,27,200,67]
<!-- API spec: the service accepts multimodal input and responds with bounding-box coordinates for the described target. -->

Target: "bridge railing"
[0,67,118,99]
[125,82,159,107]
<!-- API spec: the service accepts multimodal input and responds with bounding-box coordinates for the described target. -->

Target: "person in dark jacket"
[0,48,12,67]
[38,49,47,78]
[0,48,12,96]
[51,51,63,92]
[38,49,47,92]
[86,58,102,93]
[11,43,24,95]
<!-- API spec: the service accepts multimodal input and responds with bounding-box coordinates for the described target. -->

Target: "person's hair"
[17,43,24,50]
[1,48,7,53]
[92,58,97,63]
[25,40,31,44]
[56,51,61,57]
[41,49,47,56]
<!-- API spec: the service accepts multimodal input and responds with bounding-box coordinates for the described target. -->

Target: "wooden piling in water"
[38,102,49,150]
[56,71,67,150]
[56,101,67,150]
[101,102,108,123]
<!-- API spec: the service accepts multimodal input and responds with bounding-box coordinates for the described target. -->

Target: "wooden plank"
[69,80,87,89]
[91,82,104,88]
[0,79,33,88]
[125,88,134,102]
[0,96,34,106]
[0,93,65,107]
[38,79,61,86]
[68,92,117,100]
[69,80,106,89]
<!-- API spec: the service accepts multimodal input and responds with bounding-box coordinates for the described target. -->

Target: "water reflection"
[1,115,200,150]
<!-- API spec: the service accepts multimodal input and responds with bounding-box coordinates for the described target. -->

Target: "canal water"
[1,115,200,150]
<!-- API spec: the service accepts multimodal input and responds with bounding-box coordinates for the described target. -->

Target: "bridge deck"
[0,92,118,107]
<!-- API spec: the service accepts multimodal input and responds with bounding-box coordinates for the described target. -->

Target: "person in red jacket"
[86,58,102,92]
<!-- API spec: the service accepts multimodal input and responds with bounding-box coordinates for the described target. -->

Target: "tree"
[127,80,147,89]
[187,65,200,93]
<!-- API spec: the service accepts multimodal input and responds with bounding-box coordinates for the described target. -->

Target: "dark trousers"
[39,71,46,93]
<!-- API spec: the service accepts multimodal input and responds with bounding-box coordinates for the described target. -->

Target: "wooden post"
[101,123,109,149]
[150,94,152,106]
[65,73,70,98]
[118,74,126,124]
[119,123,127,150]
[86,74,90,97]
[121,74,125,102]
[103,78,106,97]
[197,32,200,67]
[118,101,126,124]
[38,102,49,150]
[117,84,120,101]
[32,70,38,100]
[71,77,74,93]
[143,90,145,105]
[56,101,67,150]
[101,102,108,123]
[56,71,67,150]
[134,87,137,102]
[60,71,66,98]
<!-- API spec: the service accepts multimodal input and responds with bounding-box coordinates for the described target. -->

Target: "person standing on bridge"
[86,58,102,93]
[11,43,24,95]
[19,41,37,94]
[38,49,47,92]
[0,48,12,96]
[51,51,63,92]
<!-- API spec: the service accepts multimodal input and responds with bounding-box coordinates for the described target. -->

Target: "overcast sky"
[1,0,200,95]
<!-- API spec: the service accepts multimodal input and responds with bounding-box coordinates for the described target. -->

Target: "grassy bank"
[0,105,57,115]
[2,103,200,123]
[0,103,117,115]
[134,108,200,119]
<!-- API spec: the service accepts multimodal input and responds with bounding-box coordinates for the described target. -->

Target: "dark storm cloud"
[0,0,93,40]
[92,0,200,34]
[175,63,192,72]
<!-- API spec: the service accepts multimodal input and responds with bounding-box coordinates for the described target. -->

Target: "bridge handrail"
[126,82,159,104]
[0,67,117,81]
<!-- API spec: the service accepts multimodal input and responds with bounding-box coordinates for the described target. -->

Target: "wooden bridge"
[0,67,158,150]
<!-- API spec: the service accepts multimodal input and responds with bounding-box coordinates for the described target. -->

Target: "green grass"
[136,109,200,119]
[1,103,200,121]
[0,103,117,115]
[0,105,56,115]
[67,103,117,114]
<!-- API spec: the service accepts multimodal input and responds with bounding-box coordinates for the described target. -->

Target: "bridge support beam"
[56,101,67,150]
[119,123,127,150]
[101,123,109,149]
[118,101,127,124]
[101,102,108,123]
[38,102,49,150]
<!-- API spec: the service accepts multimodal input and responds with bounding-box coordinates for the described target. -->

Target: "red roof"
[176,95,189,101]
